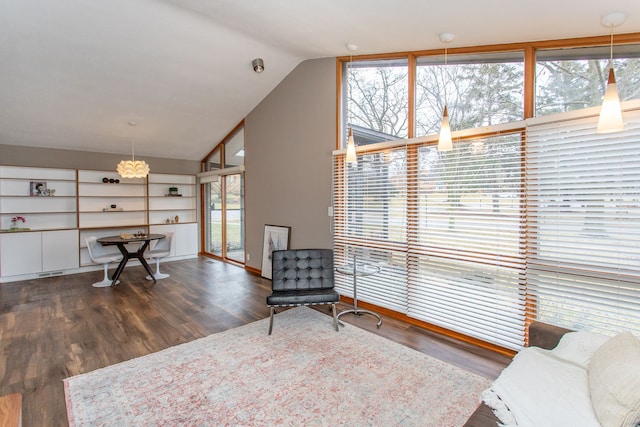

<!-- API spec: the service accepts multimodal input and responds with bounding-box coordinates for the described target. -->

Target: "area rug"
[64,307,489,426]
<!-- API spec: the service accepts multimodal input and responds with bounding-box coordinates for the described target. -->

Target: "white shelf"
[0,166,76,181]
[148,173,197,226]
[78,169,148,230]
[0,166,78,232]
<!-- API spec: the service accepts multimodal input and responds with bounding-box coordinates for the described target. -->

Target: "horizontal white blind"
[333,150,409,314]
[526,109,640,335]
[333,132,527,349]
[407,134,527,349]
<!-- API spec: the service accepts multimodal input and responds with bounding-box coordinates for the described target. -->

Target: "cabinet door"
[42,230,79,271]
[174,223,198,256]
[149,223,198,257]
[149,224,177,256]
[0,232,43,276]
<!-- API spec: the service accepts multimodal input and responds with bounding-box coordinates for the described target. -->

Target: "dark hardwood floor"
[0,257,511,426]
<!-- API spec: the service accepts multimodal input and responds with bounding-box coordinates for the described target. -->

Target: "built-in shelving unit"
[0,166,77,231]
[148,173,197,225]
[78,170,148,229]
[0,166,79,279]
[0,166,199,282]
[148,173,198,258]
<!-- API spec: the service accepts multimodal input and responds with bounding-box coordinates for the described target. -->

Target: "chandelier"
[117,121,150,178]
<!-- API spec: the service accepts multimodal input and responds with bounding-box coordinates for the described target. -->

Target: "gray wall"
[244,57,336,271]
[0,144,199,174]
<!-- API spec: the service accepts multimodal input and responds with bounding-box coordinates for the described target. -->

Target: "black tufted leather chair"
[266,249,340,335]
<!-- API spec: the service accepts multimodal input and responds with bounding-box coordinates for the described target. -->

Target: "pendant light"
[346,128,357,163]
[117,121,150,178]
[345,43,358,164]
[438,33,455,151]
[597,12,626,134]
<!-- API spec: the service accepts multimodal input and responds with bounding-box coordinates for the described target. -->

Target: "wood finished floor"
[0,257,512,426]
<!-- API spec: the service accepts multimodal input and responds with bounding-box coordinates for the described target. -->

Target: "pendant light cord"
[609,26,614,68]
[443,47,448,106]
[129,121,137,161]
[348,54,353,130]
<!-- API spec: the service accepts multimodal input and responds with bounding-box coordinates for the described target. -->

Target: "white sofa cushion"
[482,346,600,426]
[588,331,640,427]
[553,331,610,369]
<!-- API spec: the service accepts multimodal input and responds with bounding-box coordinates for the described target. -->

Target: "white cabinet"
[0,229,78,279]
[0,232,42,276]
[42,230,80,271]
[149,223,198,257]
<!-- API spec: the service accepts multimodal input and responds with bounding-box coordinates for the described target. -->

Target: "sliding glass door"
[224,173,244,263]
[209,179,223,257]
[202,124,245,264]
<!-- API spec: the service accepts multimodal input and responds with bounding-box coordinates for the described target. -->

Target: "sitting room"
[1,1,640,426]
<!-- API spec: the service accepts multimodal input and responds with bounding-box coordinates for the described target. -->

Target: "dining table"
[97,233,165,286]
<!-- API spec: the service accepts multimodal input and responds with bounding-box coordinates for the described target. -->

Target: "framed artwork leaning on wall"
[261,224,291,279]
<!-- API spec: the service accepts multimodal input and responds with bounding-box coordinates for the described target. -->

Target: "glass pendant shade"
[438,106,453,151]
[117,160,150,178]
[346,128,357,163]
[597,67,624,133]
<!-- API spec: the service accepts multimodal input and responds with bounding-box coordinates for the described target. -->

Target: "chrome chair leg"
[268,307,275,335]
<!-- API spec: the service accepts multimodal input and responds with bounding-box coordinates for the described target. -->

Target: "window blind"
[332,151,409,314]
[526,109,640,336]
[407,135,527,349]
[333,132,527,349]
[334,104,640,349]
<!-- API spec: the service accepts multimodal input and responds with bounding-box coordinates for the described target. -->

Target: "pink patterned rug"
[64,307,489,426]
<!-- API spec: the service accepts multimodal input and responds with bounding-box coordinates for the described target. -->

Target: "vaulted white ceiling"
[2,0,640,160]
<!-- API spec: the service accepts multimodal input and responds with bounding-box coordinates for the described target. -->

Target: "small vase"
[10,222,17,230]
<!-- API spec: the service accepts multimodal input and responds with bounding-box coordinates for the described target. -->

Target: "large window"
[526,108,640,335]
[344,58,409,146]
[334,104,640,350]
[334,131,527,349]
[341,40,640,150]
[416,52,524,136]
[337,36,640,349]
[535,44,640,116]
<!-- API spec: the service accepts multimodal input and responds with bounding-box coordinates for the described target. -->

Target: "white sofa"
[482,328,640,427]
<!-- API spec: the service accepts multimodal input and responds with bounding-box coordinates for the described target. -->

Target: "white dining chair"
[146,232,173,280]
[85,236,123,287]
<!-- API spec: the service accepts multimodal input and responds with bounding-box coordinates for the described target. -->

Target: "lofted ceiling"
[1,0,640,161]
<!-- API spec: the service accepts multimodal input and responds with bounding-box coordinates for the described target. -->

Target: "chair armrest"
[528,321,573,349]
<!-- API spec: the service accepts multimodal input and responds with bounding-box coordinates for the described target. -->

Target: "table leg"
[337,270,382,328]
[136,240,156,283]
[110,243,130,286]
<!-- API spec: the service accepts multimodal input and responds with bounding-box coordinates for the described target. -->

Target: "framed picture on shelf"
[261,224,291,279]
[30,181,47,196]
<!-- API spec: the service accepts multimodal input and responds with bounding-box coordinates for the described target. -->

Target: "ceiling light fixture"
[438,32,454,151]
[345,43,358,164]
[117,121,150,178]
[597,12,626,133]
[252,58,264,73]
